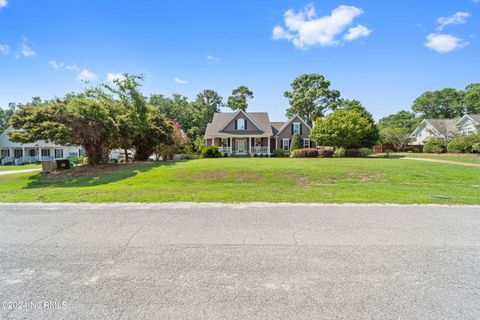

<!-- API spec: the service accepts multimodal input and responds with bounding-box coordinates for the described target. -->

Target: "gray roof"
[425,118,459,136]
[205,112,274,137]
[270,122,284,136]
[467,114,480,123]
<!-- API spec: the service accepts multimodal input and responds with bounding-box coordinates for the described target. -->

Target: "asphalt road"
[0,203,479,320]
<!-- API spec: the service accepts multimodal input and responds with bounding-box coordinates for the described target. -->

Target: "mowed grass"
[0,158,479,204]
[393,153,480,164]
[0,164,41,171]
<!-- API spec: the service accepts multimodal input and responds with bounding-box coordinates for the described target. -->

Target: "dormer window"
[293,122,301,134]
[237,118,245,130]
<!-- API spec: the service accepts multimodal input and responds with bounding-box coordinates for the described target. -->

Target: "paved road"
[0,203,479,320]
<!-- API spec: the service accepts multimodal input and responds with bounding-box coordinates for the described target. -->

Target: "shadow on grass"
[23,161,178,189]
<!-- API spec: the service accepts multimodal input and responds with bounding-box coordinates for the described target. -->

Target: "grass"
[0,158,479,204]
[0,164,41,171]
[393,153,480,164]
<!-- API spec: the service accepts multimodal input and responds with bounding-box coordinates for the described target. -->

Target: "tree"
[284,74,341,127]
[340,99,379,146]
[227,85,253,111]
[412,88,465,119]
[150,93,195,136]
[380,128,412,151]
[464,83,480,115]
[0,103,18,134]
[290,132,303,150]
[310,109,376,149]
[378,110,419,132]
[190,89,223,138]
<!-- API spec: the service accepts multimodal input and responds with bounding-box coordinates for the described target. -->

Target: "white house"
[410,114,479,145]
[0,128,85,165]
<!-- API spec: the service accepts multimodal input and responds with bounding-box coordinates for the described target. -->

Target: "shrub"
[345,149,360,157]
[334,147,346,158]
[473,143,480,153]
[359,148,372,157]
[200,146,222,158]
[423,138,447,154]
[300,148,319,158]
[319,149,334,158]
[272,149,286,158]
[447,134,480,153]
[291,133,304,150]
[290,149,302,158]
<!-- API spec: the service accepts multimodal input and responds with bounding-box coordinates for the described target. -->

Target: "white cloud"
[0,44,9,54]
[272,3,370,48]
[425,33,467,53]
[77,69,97,82]
[174,77,188,84]
[106,72,125,83]
[48,60,64,70]
[437,12,470,30]
[206,54,220,62]
[65,64,80,71]
[0,0,7,9]
[343,24,372,41]
[20,44,36,57]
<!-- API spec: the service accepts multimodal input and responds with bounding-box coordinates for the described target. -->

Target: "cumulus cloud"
[20,44,36,57]
[425,33,467,53]
[437,12,470,31]
[272,3,371,48]
[77,69,97,82]
[343,25,372,41]
[206,54,220,62]
[174,77,188,84]
[0,44,9,54]
[0,0,7,9]
[48,60,64,70]
[106,72,125,83]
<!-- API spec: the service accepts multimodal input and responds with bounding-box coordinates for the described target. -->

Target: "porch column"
[275,138,278,149]
[249,137,252,155]
[267,137,270,155]
[38,147,41,161]
[22,146,25,161]
[229,137,232,154]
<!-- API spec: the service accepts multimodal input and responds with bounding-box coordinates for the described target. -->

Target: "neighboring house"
[204,110,314,155]
[0,127,85,165]
[410,114,480,145]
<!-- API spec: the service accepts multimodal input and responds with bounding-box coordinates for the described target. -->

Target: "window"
[1,149,9,157]
[54,149,64,159]
[303,138,310,148]
[293,122,301,134]
[14,149,23,158]
[255,137,262,146]
[29,149,36,157]
[79,149,86,157]
[41,149,50,157]
[221,138,229,147]
[237,118,245,130]
[282,139,290,151]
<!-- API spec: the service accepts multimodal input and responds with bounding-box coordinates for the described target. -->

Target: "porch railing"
[1,157,14,165]
[252,146,269,154]
[219,147,231,154]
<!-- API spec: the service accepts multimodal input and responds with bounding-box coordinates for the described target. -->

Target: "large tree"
[150,93,194,136]
[378,110,419,132]
[310,109,377,148]
[0,103,18,134]
[380,128,412,151]
[190,89,223,138]
[340,99,379,146]
[227,85,253,111]
[284,74,341,127]
[412,88,465,119]
[464,83,480,115]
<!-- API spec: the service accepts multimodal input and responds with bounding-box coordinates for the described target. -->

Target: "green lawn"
[0,164,41,171]
[0,158,479,204]
[393,153,480,164]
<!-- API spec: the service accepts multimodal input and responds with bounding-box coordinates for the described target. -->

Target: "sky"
[0,0,479,121]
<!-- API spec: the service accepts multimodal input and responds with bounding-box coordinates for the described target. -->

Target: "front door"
[237,139,246,153]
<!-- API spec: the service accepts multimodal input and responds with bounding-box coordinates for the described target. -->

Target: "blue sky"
[0,0,479,121]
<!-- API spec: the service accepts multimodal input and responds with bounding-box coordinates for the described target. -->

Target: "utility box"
[55,159,70,170]
[42,160,57,172]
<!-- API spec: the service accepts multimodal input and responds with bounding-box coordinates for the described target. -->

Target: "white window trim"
[237,118,245,130]
[282,139,290,151]
[303,138,310,148]
[293,122,301,134]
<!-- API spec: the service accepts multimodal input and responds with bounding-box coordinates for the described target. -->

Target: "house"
[0,127,85,165]
[204,110,314,155]
[410,114,480,145]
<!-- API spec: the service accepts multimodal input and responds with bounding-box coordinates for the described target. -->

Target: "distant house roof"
[465,114,480,124]
[270,122,284,136]
[205,111,273,137]
[424,118,459,136]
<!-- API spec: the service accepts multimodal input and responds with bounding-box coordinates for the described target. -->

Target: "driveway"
[0,169,41,176]
[0,203,479,319]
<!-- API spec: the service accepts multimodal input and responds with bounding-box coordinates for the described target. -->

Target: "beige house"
[204,110,314,155]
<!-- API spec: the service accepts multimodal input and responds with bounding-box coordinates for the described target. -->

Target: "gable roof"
[275,115,311,137]
[457,114,480,125]
[423,118,459,136]
[270,122,284,136]
[205,112,273,137]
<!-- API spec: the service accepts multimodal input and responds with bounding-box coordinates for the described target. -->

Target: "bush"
[200,146,222,158]
[334,147,346,158]
[300,148,319,158]
[423,138,447,154]
[291,133,304,150]
[359,148,372,157]
[272,149,287,158]
[290,149,302,158]
[473,143,480,153]
[318,149,334,158]
[345,149,360,157]
[447,134,480,153]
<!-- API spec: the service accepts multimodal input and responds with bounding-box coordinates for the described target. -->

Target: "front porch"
[0,147,62,165]
[206,137,271,156]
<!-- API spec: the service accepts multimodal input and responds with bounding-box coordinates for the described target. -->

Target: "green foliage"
[334,147,346,158]
[200,146,222,158]
[340,99,379,147]
[412,88,465,119]
[423,138,447,154]
[378,110,419,131]
[380,128,412,151]
[290,132,304,150]
[447,133,480,153]
[284,74,341,127]
[359,148,373,157]
[289,149,302,158]
[310,109,377,149]
[464,83,480,114]
[272,149,287,157]
[0,102,17,134]
[227,86,253,111]
[472,143,480,153]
